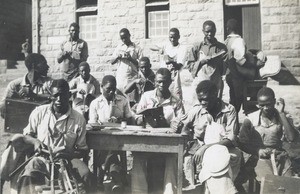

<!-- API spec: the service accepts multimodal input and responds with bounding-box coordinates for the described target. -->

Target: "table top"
[86,123,184,138]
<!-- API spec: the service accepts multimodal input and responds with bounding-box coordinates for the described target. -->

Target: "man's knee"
[71,159,89,178]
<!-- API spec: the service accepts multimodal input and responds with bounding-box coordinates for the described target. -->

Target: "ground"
[0,69,300,193]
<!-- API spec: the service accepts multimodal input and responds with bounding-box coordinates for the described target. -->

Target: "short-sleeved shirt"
[69,74,101,99]
[181,101,237,143]
[112,42,143,91]
[188,38,227,81]
[23,104,88,152]
[224,34,246,66]
[0,75,52,111]
[88,94,133,124]
[238,110,283,151]
[160,42,187,67]
[58,38,88,81]
[136,89,184,125]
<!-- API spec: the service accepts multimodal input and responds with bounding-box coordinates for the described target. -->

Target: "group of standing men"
[0,18,298,194]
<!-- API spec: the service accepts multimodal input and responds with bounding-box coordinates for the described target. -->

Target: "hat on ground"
[198,144,231,183]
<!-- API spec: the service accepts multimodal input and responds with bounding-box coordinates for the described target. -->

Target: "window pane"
[148,10,169,38]
[79,15,97,40]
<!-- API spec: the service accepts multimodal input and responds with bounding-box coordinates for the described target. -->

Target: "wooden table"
[86,125,185,194]
[260,174,300,194]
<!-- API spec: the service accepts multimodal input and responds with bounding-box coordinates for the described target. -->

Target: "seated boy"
[237,87,297,187]
[88,75,135,191]
[180,80,242,189]
[69,62,101,117]
[0,53,52,118]
[132,68,184,194]
[124,57,155,108]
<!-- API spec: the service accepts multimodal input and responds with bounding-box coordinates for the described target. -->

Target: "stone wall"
[261,0,300,78]
[34,0,224,77]
[33,0,76,73]
[33,0,300,81]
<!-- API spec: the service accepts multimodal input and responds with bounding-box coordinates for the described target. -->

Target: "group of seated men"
[0,20,298,194]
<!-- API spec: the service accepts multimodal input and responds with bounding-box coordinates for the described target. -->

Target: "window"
[146,0,169,38]
[76,0,97,41]
[225,0,259,6]
[79,15,97,40]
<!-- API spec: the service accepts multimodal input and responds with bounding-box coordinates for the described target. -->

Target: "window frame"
[145,0,170,39]
[76,0,98,41]
[225,0,259,6]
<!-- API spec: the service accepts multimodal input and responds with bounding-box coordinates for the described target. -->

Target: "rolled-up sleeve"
[223,106,237,142]
[88,100,98,123]
[81,41,89,61]
[75,119,88,150]
[23,107,40,136]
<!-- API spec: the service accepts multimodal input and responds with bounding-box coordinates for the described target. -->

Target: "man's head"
[119,28,131,46]
[139,57,152,76]
[202,20,216,42]
[50,79,70,114]
[196,80,218,111]
[257,87,276,116]
[69,22,80,40]
[226,19,238,34]
[101,75,117,101]
[169,28,180,46]
[155,68,172,93]
[78,62,91,81]
[25,53,49,76]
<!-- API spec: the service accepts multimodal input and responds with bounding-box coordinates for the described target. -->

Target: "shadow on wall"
[271,63,300,85]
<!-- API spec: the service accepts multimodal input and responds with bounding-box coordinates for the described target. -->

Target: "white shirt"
[23,104,88,153]
[88,94,133,124]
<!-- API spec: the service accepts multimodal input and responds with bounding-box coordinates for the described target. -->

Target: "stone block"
[59,29,68,36]
[171,5,187,13]
[52,7,63,14]
[262,16,281,24]
[40,0,46,7]
[281,50,299,58]
[281,0,299,7]
[187,4,204,12]
[281,33,300,41]
[261,8,270,16]
[290,7,300,15]
[289,24,300,33]
[295,43,300,49]
[269,7,288,16]
[265,50,281,56]
[281,15,298,24]
[261,0,280,7]
[53,0,61,7]
[52,29,60,36]
[263,25,270,33]
[263,34,281,41]
[262,42,271,50]
[271,42,294,50]
[178,12,196,21]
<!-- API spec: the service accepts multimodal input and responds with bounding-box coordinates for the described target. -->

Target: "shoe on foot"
[111,184,124,193]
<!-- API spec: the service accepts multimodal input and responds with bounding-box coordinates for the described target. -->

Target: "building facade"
[30,0,300,80]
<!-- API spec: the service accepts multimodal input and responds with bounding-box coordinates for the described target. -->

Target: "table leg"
[93,149,98,177]
[177,145,184,194]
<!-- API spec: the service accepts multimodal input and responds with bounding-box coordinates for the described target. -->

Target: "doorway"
[223,2,261,50]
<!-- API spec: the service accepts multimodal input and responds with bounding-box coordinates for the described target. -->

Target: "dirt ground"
[1,69,300,193]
